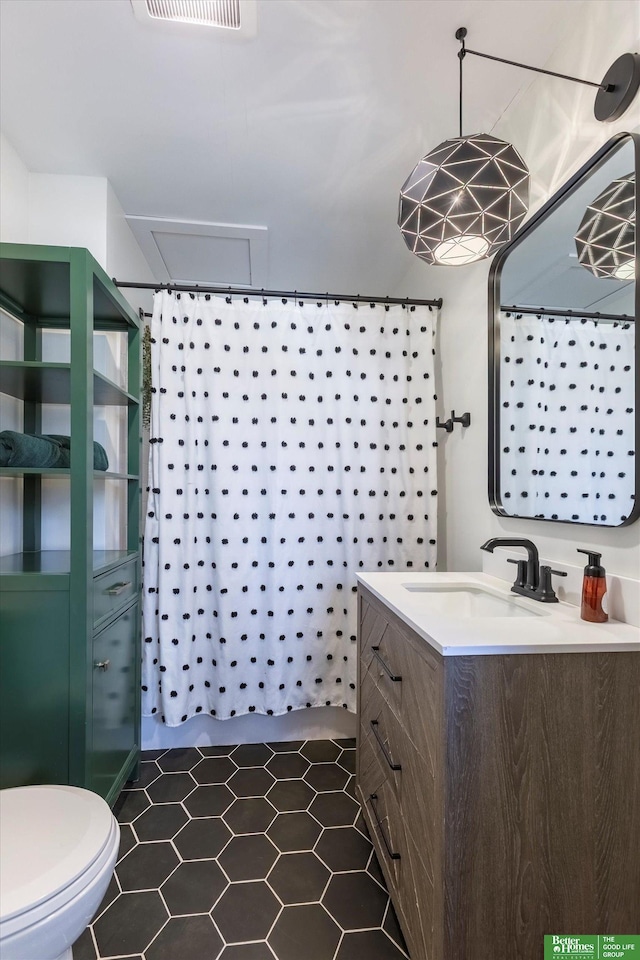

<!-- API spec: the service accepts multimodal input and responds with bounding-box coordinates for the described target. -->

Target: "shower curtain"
[142,292,438,724]
[500,312,635,524]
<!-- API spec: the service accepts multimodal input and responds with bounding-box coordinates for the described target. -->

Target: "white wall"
[396,0,640,583]
[0,132,155,307]
[0,134,29,242]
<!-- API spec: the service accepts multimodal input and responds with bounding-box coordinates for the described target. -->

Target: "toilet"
[0,785,120,960]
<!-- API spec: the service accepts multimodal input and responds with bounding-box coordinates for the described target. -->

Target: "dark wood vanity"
[356,583,640,960]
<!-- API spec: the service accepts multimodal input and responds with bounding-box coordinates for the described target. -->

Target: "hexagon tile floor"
[74,739,410,960]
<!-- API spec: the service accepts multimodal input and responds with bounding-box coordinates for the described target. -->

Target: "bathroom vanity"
[356,573,640,960]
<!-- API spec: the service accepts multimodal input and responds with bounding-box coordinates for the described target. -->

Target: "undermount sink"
[401,582,547,618]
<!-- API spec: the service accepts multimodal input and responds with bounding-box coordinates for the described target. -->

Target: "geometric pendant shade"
[575,173,635,281]
[398,133,530,266]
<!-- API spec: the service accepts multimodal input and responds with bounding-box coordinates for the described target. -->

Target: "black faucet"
[480,538,540,591]
[480,537,567,603]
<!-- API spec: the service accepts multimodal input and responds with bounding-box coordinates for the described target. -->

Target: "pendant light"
[575,173,635,281]
[399,27,640,268]
[398,28,530,267]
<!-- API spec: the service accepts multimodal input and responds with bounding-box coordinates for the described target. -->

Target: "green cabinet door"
[91,600,139,799]
[0,583,70,788]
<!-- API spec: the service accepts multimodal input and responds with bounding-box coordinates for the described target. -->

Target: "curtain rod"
[113,278,443,309]
[500,304,634,323]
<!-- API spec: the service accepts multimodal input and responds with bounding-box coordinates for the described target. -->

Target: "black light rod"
[114,279,443,309]
[501,304,634,323]
[462,46,610,91]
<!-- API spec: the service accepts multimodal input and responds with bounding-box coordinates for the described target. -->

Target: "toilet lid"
[0,785,115,922]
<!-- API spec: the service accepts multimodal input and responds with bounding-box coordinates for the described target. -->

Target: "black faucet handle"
[507,557,527,588]
[537,565,567,603]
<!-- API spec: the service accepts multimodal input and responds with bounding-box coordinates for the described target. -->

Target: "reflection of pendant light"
[399,27,640,268]
[575,173,635,281]
[398,29,529,267]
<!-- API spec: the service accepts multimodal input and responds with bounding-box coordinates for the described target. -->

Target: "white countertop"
[357,572,640,656]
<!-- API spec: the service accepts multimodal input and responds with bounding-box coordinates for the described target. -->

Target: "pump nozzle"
[577,549,605,577]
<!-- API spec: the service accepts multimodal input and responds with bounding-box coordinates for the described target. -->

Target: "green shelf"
[0,468,139,480]
[0,361,138,405]
[0,244,140,329]
[0,549,137,576]
[0,243,141,803]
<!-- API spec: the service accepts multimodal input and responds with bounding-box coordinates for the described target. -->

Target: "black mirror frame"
[488,131,640,528]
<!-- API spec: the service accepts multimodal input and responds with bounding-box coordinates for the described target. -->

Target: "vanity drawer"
[361,760,404,888]
[93,558,139,627]
[361,616,404,719]
[360,670,403,803]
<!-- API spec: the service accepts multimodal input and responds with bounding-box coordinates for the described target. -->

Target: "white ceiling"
[0,0,584,293]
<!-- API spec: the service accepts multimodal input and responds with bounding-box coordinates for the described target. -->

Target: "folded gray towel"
[0,431,109,471]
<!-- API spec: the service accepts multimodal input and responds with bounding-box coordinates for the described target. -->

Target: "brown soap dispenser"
[577,549,608,623]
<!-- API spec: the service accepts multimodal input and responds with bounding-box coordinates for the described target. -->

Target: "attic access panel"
[125,217,268,287]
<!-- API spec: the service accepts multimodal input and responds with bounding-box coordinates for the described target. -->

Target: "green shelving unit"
[0,243,142,804]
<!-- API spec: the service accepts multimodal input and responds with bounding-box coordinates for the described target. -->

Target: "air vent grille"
[144,0,241,28]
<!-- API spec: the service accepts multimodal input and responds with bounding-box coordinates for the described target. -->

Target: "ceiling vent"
[131,0,256,35]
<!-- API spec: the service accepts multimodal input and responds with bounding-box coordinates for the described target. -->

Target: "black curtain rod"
[501,304,634,323]
[114,279,443,309]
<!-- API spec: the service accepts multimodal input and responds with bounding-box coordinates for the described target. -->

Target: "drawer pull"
[371,646,402,682]
[370,720,402,771]
[368,793,401,861]
[106,581,132,596]
[94,659,111,671]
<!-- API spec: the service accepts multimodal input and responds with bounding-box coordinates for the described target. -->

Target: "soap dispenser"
[577,549,608,623]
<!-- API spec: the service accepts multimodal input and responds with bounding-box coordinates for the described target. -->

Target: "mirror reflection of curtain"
[500,312,635,524]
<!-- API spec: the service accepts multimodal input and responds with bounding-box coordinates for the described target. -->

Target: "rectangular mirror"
[489,133,638,526]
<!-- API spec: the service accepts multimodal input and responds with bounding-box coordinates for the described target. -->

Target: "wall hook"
[436,410,471,433]
[452,410,471,428]
[436,416,454,432]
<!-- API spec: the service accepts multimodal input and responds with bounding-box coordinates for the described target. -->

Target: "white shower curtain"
[142,291,438,725]
[500,312,635,523]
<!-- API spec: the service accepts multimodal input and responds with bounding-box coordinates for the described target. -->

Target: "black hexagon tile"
[160,859,228,915]
[125,760,161,790]
[228,767,275,798]
[268,852,330,904]
[212,881,281,943]
[86,741,410,960]
[218,834,279,881]
[93,890,168,957]
[133,803,189,842]
[223,797,277,835]
[315,826,372,872]
[266,740,304,752]
[304,762,349,793]
[174,817,232,860]
[145,915,223,960]
[323,871,389,930]
[146,772,196,804]
[157,747,203,773]
[266,752,310,780]
[268,903,341,960]
[117,841,179,892]
[267,811,322,852]
[192,755,237,785]
[184,783,235,818]
[231,743,274,767]
[267,779,315,813]
[220,943,275,959]
[113,789,150,824]
[301,741,340,763]
[199,744,238,756]
[336,929,408,959]
[309,791,358,827]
